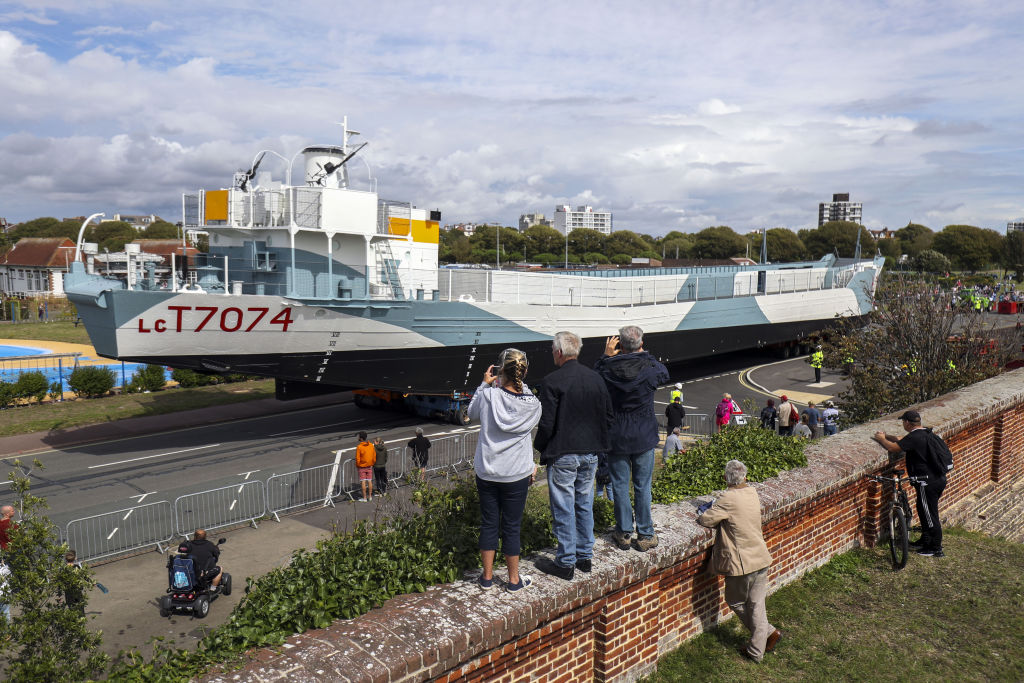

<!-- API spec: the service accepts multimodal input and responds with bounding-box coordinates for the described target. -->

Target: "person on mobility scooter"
[160,528,232,619]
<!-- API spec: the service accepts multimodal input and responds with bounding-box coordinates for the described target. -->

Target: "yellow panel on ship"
[411,220,439,244]
[388,217,411,236]
[205,190,229,222]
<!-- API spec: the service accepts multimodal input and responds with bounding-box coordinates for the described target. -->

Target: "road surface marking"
[106,528,119,540]
[88,444,221,469]
[269,418,364,437]
[129,492,156,503]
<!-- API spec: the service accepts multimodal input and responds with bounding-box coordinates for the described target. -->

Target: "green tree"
[913,249,951,273]
[692,226,746,259]
[1002,231,1024,282]
[895,223,934,257]
[439,229,472,263]
[568,228,605,255]
[798,221,876,259]
[605,230,652,259]
[523,225,565,259]
[87,221,137,252]
[933,225,998,271]
[876,236,902,263]
[822,274,1023,426]
[144,220,180,239]
[659,231,695,260]
[751,228,806,263]
[583,252,610,264]
[0,460,109,681]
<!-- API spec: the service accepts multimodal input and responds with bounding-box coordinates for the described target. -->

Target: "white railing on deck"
[436,266,853,307]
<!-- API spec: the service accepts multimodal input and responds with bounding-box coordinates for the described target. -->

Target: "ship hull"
[68,282,871,394]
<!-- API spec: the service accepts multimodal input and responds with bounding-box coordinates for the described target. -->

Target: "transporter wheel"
[159,595,172,618]
[194,595,210,619]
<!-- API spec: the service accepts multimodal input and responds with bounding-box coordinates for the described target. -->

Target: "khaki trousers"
[724,567,774,661]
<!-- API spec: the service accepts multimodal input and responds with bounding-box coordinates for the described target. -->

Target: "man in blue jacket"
[594,325,670,551]
[534,331,613,580]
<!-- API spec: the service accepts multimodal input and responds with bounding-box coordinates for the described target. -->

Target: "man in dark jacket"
[872,410,950,558]
[665,395,685,435]
[594,325,670,551]
[534,331,613,580]
[408,428,431,469]
[185,528,223,590]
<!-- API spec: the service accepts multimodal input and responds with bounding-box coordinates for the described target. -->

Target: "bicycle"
[863,468,919,570]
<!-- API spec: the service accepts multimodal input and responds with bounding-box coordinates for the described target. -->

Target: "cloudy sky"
[1,1,1022,235]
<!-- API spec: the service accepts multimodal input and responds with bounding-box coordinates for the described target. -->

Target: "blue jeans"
[823,423,837,436]
[609,448,655,538]
[547,454,599,568]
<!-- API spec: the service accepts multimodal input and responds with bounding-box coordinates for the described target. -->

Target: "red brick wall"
[203,368,1024,683]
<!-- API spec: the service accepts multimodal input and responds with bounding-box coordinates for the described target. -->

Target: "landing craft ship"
[66,121,883,422]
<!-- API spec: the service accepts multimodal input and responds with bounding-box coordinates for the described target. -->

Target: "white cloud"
[697,99,741,116]
[0,2,1021,234]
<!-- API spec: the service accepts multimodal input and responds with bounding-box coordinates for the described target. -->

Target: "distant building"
[552,205,612,236]
[1008,220,1024,234]
[868,228,895,240]
[519,213,549,231]
[818,193,862,227]
[0,237,77,296]
[105,213,165,230]
[0,218,11,233]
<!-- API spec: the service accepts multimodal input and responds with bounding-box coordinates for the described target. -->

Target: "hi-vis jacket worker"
[810,347,823,383]
[670,383,682,403]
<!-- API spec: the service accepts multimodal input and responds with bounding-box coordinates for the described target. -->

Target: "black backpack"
[923,428,954,475]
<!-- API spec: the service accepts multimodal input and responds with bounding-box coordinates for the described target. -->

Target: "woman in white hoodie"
[468,348,542,592]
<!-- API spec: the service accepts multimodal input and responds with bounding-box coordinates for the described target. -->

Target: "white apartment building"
[818,193,863,227]
[552,205,612,236]
[1008,220,1024,233]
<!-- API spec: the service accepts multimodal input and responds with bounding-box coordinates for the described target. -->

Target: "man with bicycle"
[872,410,948,558]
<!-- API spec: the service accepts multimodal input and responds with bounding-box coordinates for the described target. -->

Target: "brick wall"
[204,368,1024,683]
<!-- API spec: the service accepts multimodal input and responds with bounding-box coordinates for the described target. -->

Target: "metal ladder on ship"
[373,238,405,299]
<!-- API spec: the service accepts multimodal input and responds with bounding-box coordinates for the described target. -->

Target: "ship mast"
[340,116,360,190]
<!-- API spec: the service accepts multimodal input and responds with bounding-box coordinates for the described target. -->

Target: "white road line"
[106,528,119,540]
[129,492,156,502]
[229,500,237,511]
[123,509,133,521]
[269,418,364,437]
[88,444,221,469]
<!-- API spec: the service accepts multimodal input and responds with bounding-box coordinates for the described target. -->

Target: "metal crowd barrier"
[174,480,267,537]
[266,462,341,521]
[64,501,175,564]
[659,412,713,438]
[412,431,476,475]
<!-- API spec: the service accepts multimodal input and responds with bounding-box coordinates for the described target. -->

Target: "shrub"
[48,381,63,403]
[67,367,116,398]
[170,368,219,388]
[131,364,168,392]
[14,371,49,403]
[0,382,16,408]
[652,426,808,504]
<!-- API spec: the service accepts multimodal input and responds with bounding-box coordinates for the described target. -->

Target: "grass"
[0,379,277,436]
[0,320,92,345]
[643,528,1024,682]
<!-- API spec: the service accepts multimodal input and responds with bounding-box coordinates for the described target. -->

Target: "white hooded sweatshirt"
[468,381,542,483]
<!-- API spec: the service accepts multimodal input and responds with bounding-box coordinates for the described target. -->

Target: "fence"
[63,501,175,564]
[266,461,341,521]
[658,412,713,439]
[174,480,267,537]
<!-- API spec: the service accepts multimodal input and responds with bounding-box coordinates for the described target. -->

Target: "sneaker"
[536,557,574,581]
[917,548,944,557]
[634,534,659,551]
[909,538,927,548]
[505,574,533,593]
[575,559,592,573]
[610,530,632,550]
[477,575,494,590]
